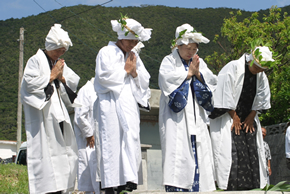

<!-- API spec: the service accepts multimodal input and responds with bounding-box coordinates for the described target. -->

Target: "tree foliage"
[205,6,290,125]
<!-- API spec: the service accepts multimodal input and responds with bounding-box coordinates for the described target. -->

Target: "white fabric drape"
[158,49,217,191]
[74,78,100,193]
[21,49,79,194]
[94,41,150,188]
[210,54,270,190]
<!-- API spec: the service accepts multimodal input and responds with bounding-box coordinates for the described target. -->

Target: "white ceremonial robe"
[74,78,100,193]
[286,126,290,158]
[94,41,150,188]
[158,48,217,192]
[210,54,271,190]
[20,49,80,194]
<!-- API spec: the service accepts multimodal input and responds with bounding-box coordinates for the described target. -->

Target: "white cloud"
[276,0,290,7]
[6,0,28,10]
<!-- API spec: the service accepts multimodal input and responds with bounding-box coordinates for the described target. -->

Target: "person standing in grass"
[21,24,79,194]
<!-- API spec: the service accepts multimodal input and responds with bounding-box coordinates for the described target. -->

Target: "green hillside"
[0,5,288,141]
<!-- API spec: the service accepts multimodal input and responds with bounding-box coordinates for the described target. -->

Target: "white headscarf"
[247,46,275,69]
[175,23,209,46]
[45,24,73,51]
[111,18,152,42]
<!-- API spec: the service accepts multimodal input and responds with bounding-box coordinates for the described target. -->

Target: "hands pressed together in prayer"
[86,135,95,149]
[187,55,203,82]
[229,110,256,135]
[124,51,138,78]
[50,59,66,84]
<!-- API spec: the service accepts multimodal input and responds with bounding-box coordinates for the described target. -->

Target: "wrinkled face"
[117,39,138,53]
[46,47,66,61]
[178,43,198,62]
[248,62,266,75]
[262,128,267,139]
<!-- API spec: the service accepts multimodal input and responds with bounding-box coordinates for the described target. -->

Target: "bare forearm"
[228,110,236,119]
[195,72,204,83]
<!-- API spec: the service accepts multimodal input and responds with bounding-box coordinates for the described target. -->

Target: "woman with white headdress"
[158,23,217,192]
[94,14,152,194]
[21,24,79,194]
[209,42,274,190]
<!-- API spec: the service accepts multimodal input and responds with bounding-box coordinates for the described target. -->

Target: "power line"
[33,0,113,53]
[33,0,161,88]
[53,0,115,39]
[54,0,113,22]
[52,0,161,65]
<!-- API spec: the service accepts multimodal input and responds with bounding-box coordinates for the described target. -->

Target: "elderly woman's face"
[47,47,66,61]
[117,39,138,53]
[248,62,266,75]
[178,43,198,62]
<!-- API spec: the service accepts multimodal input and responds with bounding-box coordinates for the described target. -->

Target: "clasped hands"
[187,55,203,82]
[50,59,66,84]
[86,135,95,149]
[124,52,138,78]
[229,110,256,135]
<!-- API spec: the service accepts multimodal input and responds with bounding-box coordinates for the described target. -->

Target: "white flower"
[255,46,275,62]
[175,23,209,45]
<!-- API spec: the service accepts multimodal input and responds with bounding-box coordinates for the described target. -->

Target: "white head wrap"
[132,42,144,56]
[111,18,152,42]
[45,24,73,51]
[248,46,275,69]
[175,23,209,46]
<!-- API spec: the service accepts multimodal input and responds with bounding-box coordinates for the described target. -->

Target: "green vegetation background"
[0,5,289,141]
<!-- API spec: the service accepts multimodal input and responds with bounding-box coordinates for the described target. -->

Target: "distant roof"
[0,140,17,145]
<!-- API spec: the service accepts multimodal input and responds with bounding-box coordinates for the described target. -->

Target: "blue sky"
[0,0,290,21]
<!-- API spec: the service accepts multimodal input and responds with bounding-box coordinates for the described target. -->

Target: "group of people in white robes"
[21,16,152,194]
[159,23,274,192]
[20,14,275,194]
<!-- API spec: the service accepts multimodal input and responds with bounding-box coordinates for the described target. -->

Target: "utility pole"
[17,27,24,154]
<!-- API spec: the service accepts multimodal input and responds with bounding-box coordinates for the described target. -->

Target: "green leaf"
[178,29,187,39]
[250,60,255,67]
[268,181,290,191]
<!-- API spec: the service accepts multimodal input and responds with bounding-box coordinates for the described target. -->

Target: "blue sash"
[168,80,189,113]
[191,74,214,112]
[168,55,213,112]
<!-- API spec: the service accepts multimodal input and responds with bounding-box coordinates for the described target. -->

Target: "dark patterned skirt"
[227,123,260,190]
[165,135,199,192]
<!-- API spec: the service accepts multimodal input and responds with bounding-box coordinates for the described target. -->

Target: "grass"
[0,163,29,194]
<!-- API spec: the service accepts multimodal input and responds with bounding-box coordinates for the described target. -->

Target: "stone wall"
[264,122,290,184]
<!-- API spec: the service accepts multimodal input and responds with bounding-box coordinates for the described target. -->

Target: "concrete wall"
[140,122,161,150]
[138,89,164,191]
[265,123,290,185]
[139,121,164,191]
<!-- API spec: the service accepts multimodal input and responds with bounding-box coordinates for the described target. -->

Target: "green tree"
[205,6,290,125]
